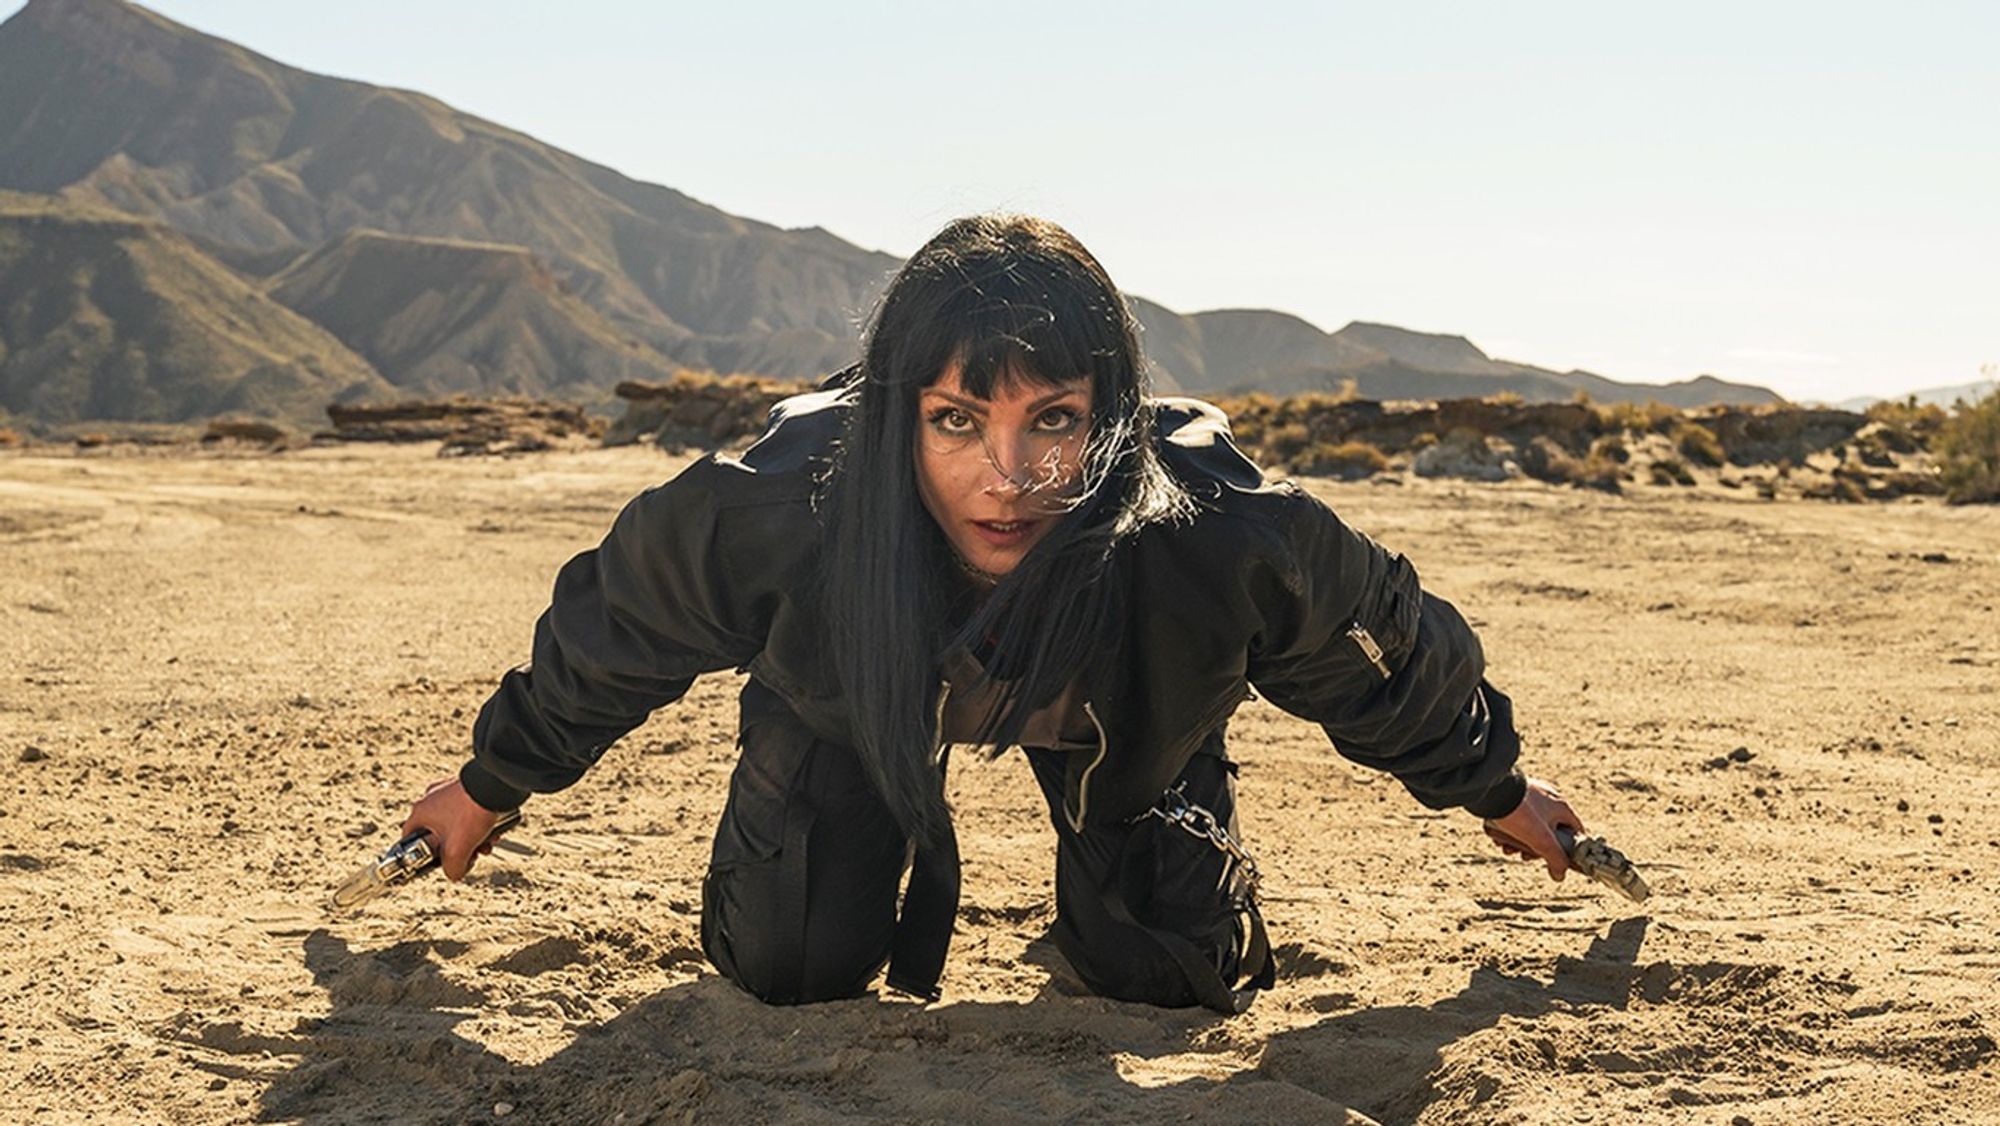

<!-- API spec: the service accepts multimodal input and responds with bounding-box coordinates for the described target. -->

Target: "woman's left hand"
[1483,777,1585,881]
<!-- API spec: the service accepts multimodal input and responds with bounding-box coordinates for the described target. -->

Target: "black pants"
[699,680,1259,1008]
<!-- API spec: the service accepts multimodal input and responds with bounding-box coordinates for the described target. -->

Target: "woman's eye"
[1035,407,1080,433]
[929,408,974,434]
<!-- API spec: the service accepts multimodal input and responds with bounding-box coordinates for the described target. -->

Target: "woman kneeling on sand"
[401,214,1585,1012]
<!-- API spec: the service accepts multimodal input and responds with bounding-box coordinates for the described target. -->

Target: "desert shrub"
[1649,457,1695,486]
[0,427,20,448]
[1485,390,1525,407]
[1596,399,1680,434]
[1409,431,1439,452]
[1516,435,1620,493]
[1673,420,1725,467]
[1865,395,1949,440]
[1589,434,1631,464]
[1936,388,2000,504]
[1255,421,1309,465]
[1294,440,1388,480]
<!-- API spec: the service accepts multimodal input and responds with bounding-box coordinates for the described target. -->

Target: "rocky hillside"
[0,191,390,426]
[267,230,679,405]
[0,0,897,380]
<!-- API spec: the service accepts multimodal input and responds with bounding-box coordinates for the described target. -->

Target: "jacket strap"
[885,745,960,1001]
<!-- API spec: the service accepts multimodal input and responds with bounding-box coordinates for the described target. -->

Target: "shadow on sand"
[210,918,1650,1124]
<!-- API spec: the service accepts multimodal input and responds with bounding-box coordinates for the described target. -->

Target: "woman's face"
[913,359,1093,580]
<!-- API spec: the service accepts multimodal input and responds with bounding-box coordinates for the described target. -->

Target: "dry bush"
[0,427,21,448]
[1649,457,1695,486]
[1936,388,2000,504]
[1293,440,1388,480]
[1263,421,1312,463]
[1673,420,1725,467]
[1485,390,1526,407]
[1589,434,1631,464]
[1866,395,1949,440]
[1596,399,1681,433]
[1516,436,1621,493]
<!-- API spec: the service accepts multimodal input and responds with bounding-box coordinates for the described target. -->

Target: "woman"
[403,214,1584,1013]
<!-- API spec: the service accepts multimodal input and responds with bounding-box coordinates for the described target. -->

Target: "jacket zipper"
[1068,701,1110,834]
[1346,621,1393,680]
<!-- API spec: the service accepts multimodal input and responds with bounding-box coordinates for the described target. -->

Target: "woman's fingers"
[400,777,499,882]
[1485,777,1580,881]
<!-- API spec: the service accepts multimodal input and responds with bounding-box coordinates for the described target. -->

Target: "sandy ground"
[1,442,1996,1125]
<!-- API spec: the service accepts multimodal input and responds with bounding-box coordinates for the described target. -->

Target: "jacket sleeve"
[1245,489,1526,818]
[460,459,771,810]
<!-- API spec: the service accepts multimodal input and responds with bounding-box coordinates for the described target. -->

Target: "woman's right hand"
[401,775,505,881]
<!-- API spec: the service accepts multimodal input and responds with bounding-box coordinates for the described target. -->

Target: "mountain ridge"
[0,0,1784,421]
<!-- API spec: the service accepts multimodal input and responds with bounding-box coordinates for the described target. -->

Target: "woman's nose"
[979,431,1035,495]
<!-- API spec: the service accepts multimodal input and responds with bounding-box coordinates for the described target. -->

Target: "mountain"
[267,229,680,403]
[0,191,390,426]
[1130,309,1781,407]
[0,0,897,380]
[0,0,1782,421]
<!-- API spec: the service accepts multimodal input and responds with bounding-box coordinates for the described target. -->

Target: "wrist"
[1463,770,1527,821]
[459,760,529,813]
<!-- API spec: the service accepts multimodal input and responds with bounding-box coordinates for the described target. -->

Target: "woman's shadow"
[223,917,1648,1124]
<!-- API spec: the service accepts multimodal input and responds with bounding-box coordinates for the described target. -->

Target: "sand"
[1,442,1996,1125]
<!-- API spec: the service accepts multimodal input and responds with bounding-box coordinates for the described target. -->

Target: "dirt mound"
[322,397,604,456]
[1214,392,1946,501]
[604,372,812,451]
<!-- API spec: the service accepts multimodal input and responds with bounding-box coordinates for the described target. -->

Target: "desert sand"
[1,442,1995,1124]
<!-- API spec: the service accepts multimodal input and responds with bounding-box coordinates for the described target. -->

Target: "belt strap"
[1097,875,1274,1014]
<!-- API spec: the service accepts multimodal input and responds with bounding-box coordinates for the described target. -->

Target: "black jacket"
[461,390,1526,826]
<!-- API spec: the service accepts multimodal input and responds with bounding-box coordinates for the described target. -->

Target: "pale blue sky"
[12,0,1996,401]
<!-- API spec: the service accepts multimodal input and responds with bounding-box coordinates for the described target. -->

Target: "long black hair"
[820,214,1192,846]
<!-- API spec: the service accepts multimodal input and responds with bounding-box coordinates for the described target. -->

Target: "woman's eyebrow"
[922,385,1089,413]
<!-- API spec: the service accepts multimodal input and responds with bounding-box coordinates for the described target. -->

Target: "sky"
[11,0,1996,402]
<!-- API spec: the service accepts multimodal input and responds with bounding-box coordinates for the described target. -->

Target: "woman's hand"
[400,775,505,881]
[1483,777,1585,881]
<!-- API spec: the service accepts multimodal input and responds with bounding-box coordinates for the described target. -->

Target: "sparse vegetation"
[1673,420,1725,467]
[1293,440,1388,479]
[1865,395,1950,447]
[1935,387,2000,504]
[1595,399,1680,434]
[1517,436,1622,493]
[1649,458,1695,487]
[1589,434,1631,464]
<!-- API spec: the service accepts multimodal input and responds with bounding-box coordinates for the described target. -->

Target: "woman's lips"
[970,518,1040,548]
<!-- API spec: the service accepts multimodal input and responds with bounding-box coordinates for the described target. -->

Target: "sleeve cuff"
[1463,770,1527,820]
[460,759,530,813]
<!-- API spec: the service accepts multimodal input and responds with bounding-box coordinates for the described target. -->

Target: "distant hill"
[1837,379,1998,412]
[267,230,680,404]
[1130,307,1781,407]
[0,0,1784,423]
[0,191,390,426]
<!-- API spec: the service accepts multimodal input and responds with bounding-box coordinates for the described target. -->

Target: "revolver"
[330,808,523,912]
[1556,826,1650,904]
